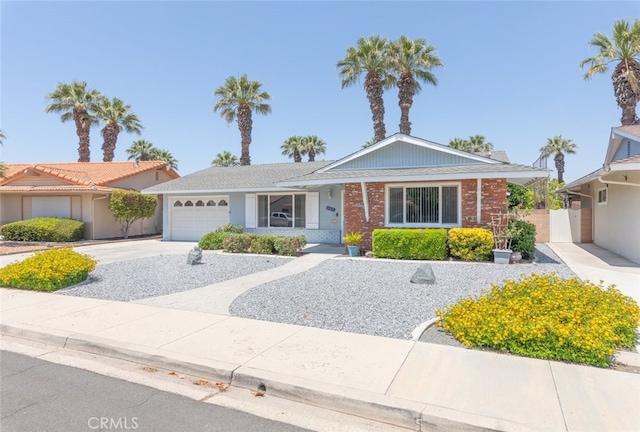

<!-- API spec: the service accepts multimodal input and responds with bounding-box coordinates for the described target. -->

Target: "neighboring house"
[559,126,640,264]
[143,134,548,248]
[0,161,179,240]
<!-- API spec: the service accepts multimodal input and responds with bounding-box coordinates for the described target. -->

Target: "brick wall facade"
[344,179,508,251]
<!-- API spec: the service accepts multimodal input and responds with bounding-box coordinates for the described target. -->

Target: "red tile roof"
[1,161,179,187]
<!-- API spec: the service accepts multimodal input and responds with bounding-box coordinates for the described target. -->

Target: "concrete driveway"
[0,239,200,267]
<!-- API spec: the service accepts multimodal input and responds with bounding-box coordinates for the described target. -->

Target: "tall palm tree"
[126,139,155,161]
[540,135,578,184]
[281,135,305,163]
[388,36,443,135]
[302,135,326,162]
[95,97,143,162]
[211,151,239,167]
[45,81,103,162]
[337,35,392,142]
[0,129,5,145]
[581,19,640,125]
[149,148,178,170]
[467,135,493,152]
[213,74,272,166]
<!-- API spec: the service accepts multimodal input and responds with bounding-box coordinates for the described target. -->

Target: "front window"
[598,187,607,205]
[258,194,306,228]
[387,184,460,226]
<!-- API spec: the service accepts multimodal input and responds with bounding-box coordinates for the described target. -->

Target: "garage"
[170,196,229,241]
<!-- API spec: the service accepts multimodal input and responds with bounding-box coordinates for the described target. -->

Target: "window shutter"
[245,194,256,228]
[306,192,319,229]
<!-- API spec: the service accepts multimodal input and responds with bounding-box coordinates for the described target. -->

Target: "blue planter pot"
[347,245,360,257]
[492,249,512,264]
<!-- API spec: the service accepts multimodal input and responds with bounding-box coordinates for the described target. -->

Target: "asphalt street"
[1,350,313,432]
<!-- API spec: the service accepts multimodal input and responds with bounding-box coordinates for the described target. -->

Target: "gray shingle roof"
[142,161,334,193]
[278,163,548,186]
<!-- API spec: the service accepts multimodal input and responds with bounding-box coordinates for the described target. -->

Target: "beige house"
[0,161,179,239]
[559,125,640,264]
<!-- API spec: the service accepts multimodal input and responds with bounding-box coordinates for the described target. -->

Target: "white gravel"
[58,244,574,340]
[58,253,293,302]
[229,244,575,339]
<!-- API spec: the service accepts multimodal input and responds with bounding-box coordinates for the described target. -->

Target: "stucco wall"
[592,174,640,264]
[0,195,23,226]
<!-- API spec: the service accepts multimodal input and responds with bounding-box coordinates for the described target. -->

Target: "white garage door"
[170,197,229,241]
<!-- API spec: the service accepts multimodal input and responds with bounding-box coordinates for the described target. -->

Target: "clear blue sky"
[2,1,638,183]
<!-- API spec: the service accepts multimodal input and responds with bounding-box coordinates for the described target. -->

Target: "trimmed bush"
[215,223,244,234]
[223,233,255,253]
[198,231,233,250]
[0,248,97,291]
[250,235,277,254]
[448,228,493,261]
[436,273,640,367]
[1,217,85,242]
[509,220,536,260]
[273,235,306,256]
[372,229,447,260]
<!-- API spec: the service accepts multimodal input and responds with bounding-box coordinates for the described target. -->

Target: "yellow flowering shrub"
[0,248,97,292]
[436,273,640,367]
[448,228,494,261]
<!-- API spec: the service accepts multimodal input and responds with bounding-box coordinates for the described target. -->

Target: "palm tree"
[302,135,326,162]
[448,138,468,150]
[213,75,272,166]
[448,135,493,152]
[45,81,103,162]
[540,135,578,183]
[95,97,143,162]
[388,36,443,135]
[467,135,493,152]
[149,148,178,170]
[337,35,392,142]
[362,137,377,149]
[0,129,5,145]
[126,139,155,161]
[211,150,239,167]
[581,19,640,125]
[281,135,305,163]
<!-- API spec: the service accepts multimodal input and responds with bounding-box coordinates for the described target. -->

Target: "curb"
[1,322,499,432]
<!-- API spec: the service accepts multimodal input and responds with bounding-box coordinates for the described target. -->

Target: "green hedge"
[273,235,307,256]
[372,229,447,260]
[1,217,85,242]
[510,220,537,260]
[223,233,255,253]
[198,232,233,250]
[250,235,277,254]
[448,228,494,261]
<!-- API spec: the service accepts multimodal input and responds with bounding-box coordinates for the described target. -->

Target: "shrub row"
[0,248,97,291]
[373,229,447,260]
[436,273,640,367]
[1,217,85,242]
[198,224,307,256]
[371,223,536,262]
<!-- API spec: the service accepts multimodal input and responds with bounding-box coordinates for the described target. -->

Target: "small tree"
[109,190,157,238]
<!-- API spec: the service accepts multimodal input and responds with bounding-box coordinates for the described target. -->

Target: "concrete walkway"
[1,241,640,431]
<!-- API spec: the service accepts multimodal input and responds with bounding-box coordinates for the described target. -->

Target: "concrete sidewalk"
[1,242,639,431]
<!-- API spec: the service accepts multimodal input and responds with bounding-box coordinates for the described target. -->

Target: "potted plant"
[343,232,363,257]
[488,212,519,264]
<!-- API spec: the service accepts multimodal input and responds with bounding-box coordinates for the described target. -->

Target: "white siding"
[306,192,319,229]
[245,194,256,228]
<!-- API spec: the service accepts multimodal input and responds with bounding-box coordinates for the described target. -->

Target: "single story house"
[558,125,640,264]
[0,161,179,239]
[143,134,548,249]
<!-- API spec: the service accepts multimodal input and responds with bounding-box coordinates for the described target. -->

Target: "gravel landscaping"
[57,244,575,341]
[59,253,293,301]
[229,244,575,340]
